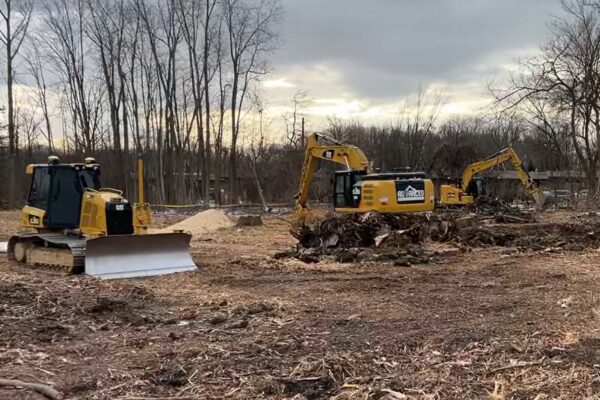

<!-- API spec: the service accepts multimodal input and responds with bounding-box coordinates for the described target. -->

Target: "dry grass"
[1,211,600,398]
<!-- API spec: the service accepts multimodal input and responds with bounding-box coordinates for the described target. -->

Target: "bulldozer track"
[8,233,86,274]
[22,262,83,275]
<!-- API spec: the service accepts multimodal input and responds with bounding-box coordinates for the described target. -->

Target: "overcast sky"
[262,0,565,133]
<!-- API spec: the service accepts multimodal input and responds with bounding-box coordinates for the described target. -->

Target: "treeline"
[0,112,576,208]
[249,114,578,206]
[0,0,283,206]
[1,0,599,208]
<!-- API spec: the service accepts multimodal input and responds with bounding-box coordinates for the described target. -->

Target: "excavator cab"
[465,177,487,200]
[333,170,367,208]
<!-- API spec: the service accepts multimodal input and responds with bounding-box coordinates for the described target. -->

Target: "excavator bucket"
[85,232,196,279]
[535,191,551,210]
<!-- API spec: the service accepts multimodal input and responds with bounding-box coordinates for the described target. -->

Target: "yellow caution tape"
[151,204,203,208]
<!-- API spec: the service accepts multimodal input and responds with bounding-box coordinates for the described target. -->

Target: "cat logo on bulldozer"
[28,215,40,225]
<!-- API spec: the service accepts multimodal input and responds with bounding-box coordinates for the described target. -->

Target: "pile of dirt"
[236,214,264,227]
[158,209,234,236]
[441,212,600,251]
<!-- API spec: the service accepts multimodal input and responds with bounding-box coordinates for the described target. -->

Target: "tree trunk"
[5,10,15,207]
[7,55,14,155]
[203,0,213,204]
[229,71,238,203]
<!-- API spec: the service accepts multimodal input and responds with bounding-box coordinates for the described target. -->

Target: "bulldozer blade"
[85,233,196,279]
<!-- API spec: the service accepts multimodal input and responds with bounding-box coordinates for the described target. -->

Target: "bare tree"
[202,0,219,204]
[14,106,40,157]
[222,0,282,202]
[41,0,103,153]
[24,38,54,151]
[87,0,134,190]
[136,0,183,202]
[249,105,268,210]
[283,89,310,148]
[0,0,32,155]
[495,0,600,194]
[176,0,219,204]
[213,19,228,204]
[0,0,31,207]
[397,88,445,170]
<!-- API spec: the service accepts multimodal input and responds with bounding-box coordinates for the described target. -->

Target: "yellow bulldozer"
[7,156,195,279]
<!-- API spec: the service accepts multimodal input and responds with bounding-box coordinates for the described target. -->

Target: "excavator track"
[8,233,86,274]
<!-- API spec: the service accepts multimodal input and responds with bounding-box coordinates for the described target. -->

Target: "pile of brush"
[291,213,427,249]
[468,197,536,223]
[275,213,454,265]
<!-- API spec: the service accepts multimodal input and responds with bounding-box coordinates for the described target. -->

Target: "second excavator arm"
[461,147,544,205]
[295,133,370,217]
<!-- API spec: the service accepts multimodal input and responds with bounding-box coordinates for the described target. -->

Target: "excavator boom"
[295,133,369,216]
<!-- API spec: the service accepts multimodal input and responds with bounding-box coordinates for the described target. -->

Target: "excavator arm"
[461,147,544,206]
[295,133,370,216]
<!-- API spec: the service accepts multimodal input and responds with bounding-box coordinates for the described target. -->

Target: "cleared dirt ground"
[1,210,600,399]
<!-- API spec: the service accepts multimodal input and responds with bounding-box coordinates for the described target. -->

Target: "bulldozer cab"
[27,163,101,229]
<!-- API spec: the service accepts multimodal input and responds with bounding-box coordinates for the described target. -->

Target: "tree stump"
[236,215,263,227]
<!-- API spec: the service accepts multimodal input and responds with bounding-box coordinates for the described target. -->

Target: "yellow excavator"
[439,147,546,208]
[295,133,435,220]
[7,156,195,279]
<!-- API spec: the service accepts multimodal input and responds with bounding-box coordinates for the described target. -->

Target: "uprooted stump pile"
[279,213,452,266]
[466,197,537,223]
[279,211,600,264]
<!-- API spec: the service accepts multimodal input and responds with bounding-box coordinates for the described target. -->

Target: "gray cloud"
[274,0,564,101]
